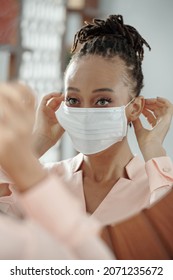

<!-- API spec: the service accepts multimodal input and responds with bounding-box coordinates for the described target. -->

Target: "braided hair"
[70,15,151,96]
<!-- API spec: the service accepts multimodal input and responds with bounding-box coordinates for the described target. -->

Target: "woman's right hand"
[32,92,65,157]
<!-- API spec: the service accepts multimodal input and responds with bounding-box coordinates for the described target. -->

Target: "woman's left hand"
[132,97,173,161]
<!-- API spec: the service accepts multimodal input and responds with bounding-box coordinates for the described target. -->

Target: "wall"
[99,0,173,159]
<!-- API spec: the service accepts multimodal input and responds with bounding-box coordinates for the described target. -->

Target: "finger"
[144,104,158,110]
[144,98,164,111]
[156,97,171,104]
[144,103,168,119]
[156,97,173,112]
[143,102,163,116]
[142,108,157,127]
[145,98,167,108]
[145,98,157,105]
[142,108,156,124]
[132,118,143,134]
[47,95,64,111]
[41,92,63,106]
[145,104,164,112]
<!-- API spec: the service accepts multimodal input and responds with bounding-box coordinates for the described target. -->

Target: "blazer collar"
[70,153,144,179]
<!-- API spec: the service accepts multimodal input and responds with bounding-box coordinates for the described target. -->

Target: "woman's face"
[64,55,133,108]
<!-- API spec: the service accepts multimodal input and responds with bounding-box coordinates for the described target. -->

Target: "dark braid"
[70,15,151,96]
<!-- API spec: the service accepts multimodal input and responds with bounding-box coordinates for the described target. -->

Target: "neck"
[82,138,133,182]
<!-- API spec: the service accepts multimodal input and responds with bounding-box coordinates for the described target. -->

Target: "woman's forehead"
[64,56,131,101]
[65,55,125,84]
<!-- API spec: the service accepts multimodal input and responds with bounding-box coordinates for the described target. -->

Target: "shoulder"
[43,153,84,176]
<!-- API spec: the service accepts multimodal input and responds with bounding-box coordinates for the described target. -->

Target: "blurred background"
[0,0,173,163]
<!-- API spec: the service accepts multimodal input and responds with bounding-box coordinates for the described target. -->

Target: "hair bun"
[72,14,151,60]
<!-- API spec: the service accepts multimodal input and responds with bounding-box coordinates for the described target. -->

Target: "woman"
[31,14,173,227]
[1,15,173,226]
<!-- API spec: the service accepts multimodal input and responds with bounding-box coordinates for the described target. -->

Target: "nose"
[80,98,92,108]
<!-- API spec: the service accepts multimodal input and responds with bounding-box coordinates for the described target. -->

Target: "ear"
[126,96,145,122]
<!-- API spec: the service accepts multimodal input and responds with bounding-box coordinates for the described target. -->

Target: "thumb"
[48,94,64,111]
[132,118,143,136]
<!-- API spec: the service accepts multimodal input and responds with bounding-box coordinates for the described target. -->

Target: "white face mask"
[56,99,134,155]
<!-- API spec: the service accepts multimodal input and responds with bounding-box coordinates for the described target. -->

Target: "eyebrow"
[66,87,114,93]
[66,87,80,92]
[92,88,114,93]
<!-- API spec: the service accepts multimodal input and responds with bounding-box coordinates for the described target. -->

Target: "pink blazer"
[44,154,173,226]
[0,154,173,227]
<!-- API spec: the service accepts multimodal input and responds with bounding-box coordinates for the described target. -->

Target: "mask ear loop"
[125,97,136,108]
[125,97,136,127]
